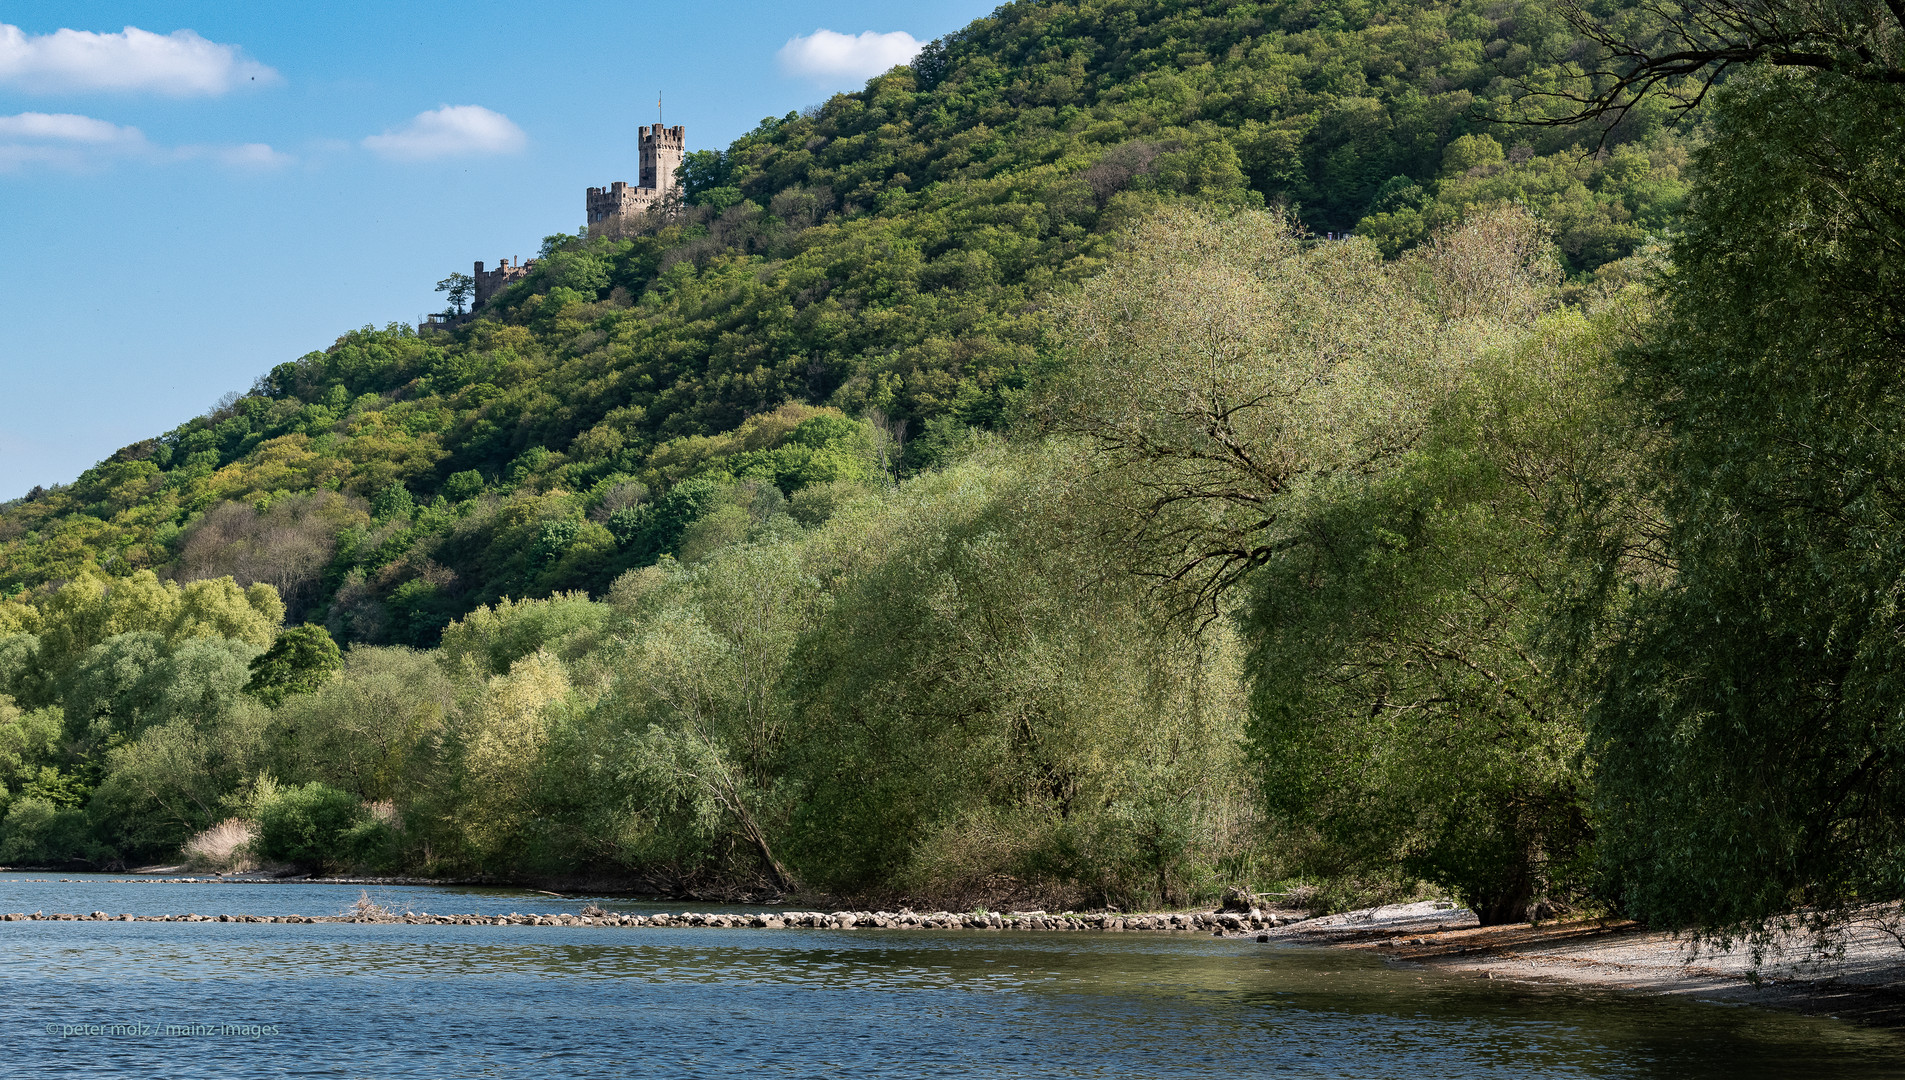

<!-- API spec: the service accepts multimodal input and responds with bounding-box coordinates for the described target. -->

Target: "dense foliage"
[0,0,1898,942]
[1587,68,1905,936]
[0,0,1687,649]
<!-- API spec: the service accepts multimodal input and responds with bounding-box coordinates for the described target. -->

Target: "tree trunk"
[732,802,797,896]
[1472,862,1536,926]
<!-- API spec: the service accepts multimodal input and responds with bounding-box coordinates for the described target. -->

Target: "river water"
[0,874,1899,1078]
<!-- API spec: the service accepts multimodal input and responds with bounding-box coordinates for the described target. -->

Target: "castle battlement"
[587,123,686,231]
[474,256,533,308]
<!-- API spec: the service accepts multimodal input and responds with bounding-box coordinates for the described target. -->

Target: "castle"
[473,256,533,308]
[423,123,685,331]
[586,123,686,231]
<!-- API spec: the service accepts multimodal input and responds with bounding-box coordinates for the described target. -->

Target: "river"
[0,874,1898,1078]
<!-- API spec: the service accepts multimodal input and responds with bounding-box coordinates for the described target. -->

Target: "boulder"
[1217,886,1260,913]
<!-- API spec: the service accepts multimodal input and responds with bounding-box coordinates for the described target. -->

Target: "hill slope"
[0,0,1688,643]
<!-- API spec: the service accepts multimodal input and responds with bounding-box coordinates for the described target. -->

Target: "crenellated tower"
[639,124,685,197]
[587,123,686,231]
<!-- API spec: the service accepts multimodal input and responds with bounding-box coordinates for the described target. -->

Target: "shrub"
[254,781,368,871]
[0,796,107,866]
[182,818,257,872]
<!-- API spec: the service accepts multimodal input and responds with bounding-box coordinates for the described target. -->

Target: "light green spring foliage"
[0,571,282,712]
[34,571,283,661]
[1056,200,1649,921]
[264,647,455,806]
[1052,202,1558,621]
[440,650,574,863]
[142,436,1245,904]
[540,534,826,886]
[780,442,1250,902]
[437,592,612,680]
[0,571,285,864]
[1356,132,1688,268]
[0,696,62,815]
[1246,300,1655,922]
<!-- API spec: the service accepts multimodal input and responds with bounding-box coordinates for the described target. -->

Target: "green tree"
[782,444,1249,904]
[592,542,822,893]
[0,796,103,866]
[436,272,474,315]
[437,593,610,679]
[1248,304,1655,922]
[1589,70,1905,935]
[246,625,343,707]
[254,781,371,870]
[89,694,270,859]
[1052,203,1553,621]
[266,646,454,805]
[370,483,415,522]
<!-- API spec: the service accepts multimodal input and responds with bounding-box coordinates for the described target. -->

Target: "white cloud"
[362,105,526,161]
[0,111,144,145]
[0,111,144,169]
[174,141,294,170]
[0,23,277,95]
[213,142,292,169]
[778,29,922,81]
[0,111,289,172]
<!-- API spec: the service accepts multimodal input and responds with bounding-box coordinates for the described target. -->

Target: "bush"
[182,818,257,872]
[339,813,400,873]
[0,796,107,866]
[254,781,369,871]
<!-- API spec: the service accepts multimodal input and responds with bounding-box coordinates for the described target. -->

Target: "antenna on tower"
[658,92,663,124]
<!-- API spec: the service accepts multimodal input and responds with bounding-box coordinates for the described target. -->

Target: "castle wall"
[588,123,686,233]
[586,181,665,225]
[473,257,534,308]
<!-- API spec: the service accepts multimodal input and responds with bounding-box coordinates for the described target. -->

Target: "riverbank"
[1269,900,1905,1027]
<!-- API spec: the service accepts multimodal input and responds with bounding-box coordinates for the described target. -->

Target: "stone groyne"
[0,908,1298,933]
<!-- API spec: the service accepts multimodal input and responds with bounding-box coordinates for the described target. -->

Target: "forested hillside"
[0,0,1686,642]
[1,0,1898,938]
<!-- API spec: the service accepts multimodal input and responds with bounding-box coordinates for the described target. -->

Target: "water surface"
[1,875,1898,1078]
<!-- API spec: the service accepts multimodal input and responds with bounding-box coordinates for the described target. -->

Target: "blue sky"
[0,1,997,500]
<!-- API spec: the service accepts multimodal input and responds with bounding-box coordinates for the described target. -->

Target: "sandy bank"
[1271,900,1905,1026]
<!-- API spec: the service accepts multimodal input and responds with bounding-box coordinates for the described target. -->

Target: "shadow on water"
[0,876,1898,1078]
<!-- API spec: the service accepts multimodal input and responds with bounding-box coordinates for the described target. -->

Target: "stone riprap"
[0,908,1298,932]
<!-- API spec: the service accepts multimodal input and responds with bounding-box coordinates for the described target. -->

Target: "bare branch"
[1507,0,1905,133]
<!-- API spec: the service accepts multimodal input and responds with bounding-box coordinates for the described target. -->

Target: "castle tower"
[587,123,686,233]
[639,124,686,197]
